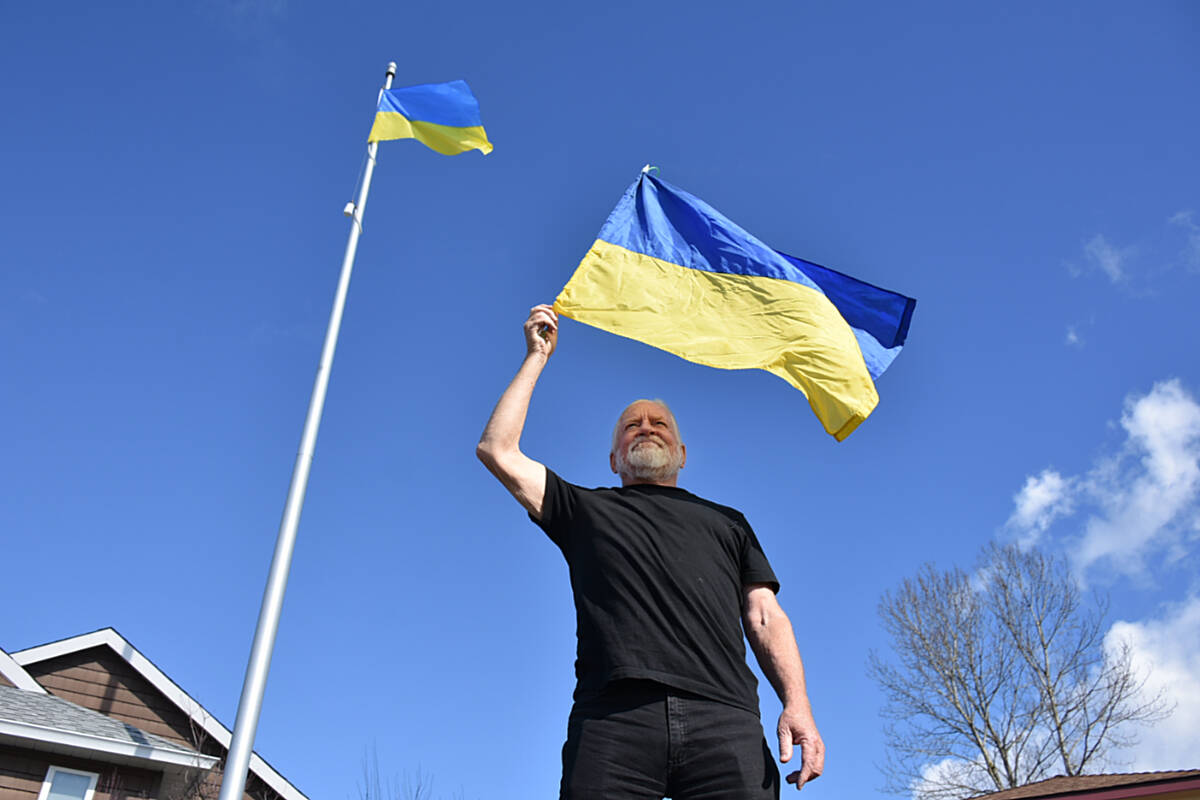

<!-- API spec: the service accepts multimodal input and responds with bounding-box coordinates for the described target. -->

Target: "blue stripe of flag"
[378,80,484,127]
[595,171,916,380]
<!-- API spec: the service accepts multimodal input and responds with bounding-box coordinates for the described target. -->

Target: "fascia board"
[1081,777,1200,800]
[0,651,45,693]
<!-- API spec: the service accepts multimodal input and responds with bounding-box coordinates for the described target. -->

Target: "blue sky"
[3,2,1199,799]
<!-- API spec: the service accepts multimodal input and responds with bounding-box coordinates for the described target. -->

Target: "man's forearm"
[477,305,557,518]
[477,351,548,463]
[746,602,812,711]
[745,589,825,786]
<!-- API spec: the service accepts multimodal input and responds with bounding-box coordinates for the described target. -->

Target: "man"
[477,304,824,799]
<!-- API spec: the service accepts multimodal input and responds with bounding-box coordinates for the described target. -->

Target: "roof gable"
[12,629,307,800]
[21,644,205,748]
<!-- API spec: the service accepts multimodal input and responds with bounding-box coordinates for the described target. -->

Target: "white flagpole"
[216,60,397,800]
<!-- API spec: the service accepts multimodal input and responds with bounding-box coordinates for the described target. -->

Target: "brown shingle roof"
[972,770,1200,800]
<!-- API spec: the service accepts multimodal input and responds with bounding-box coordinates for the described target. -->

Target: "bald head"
[611,399,681,449]
[610,399,687,486]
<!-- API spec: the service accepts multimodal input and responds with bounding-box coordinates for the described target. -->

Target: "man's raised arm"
[476,304,557,519]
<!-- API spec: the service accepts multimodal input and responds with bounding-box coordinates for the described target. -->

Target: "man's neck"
[620,475,680,488]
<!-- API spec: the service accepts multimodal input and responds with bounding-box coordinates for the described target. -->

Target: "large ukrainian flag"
[367,80,493,155]
[555,171,915,441]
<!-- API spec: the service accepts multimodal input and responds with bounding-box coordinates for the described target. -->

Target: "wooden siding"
[22,649,200,749]
[0,674,13,689]
[0,749,280,800]
[0,746,159,800]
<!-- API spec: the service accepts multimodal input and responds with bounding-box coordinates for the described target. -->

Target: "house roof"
[0,684,218,769]
[12,628,308,800]
[0,649,45,693]
[972,771,1200,800]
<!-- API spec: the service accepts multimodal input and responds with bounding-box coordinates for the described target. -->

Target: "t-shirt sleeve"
[737,514,780,594]
[529,468,577,549]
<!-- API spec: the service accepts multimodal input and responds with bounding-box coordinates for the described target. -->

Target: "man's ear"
[610,450,618,474]
[680,443,687,469]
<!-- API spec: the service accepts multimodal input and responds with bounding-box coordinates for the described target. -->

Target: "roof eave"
[0,719,220,769]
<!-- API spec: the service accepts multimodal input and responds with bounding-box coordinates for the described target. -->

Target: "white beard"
[615,438,683,482]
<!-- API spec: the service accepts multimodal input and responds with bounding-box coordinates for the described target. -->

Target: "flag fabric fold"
[367,80,493,155]
[773,251,915,381]
[554,171,915,441]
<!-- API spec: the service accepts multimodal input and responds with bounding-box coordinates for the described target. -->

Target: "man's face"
[610,401,686,484]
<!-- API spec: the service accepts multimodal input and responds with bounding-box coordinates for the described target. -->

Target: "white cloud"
[1169,210,1200,270]
[1074,380,1200,577]
[912,757,993,800]
[993,382,1200,780]
[1084,234,1129,283]
[1005,380,1200,580]
[1073,214,1200,288]
[1008,469,1075,544]
[1106,596,1200,769]
[1169,210,1194,229]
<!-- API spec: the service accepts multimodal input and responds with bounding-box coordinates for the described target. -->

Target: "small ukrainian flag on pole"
[367,80,493,155]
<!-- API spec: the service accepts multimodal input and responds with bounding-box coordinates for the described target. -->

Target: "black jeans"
[560,680,780,800]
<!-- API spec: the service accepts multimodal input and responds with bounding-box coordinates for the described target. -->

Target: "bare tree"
[868,543,1168,800]
[356,748,468,800]
[357,748,401,800]
[161,713,223,800]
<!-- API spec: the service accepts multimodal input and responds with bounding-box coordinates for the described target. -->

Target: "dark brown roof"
[972,771,1200,800]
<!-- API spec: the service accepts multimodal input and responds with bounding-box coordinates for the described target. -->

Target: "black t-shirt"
[533,468,779,713]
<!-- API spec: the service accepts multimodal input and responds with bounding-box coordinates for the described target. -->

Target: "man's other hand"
[779,705,824,790]
[524,304,558,359]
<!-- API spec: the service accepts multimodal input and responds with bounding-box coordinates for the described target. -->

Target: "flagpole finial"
[386,62,397,78]
[641,164,660,176]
